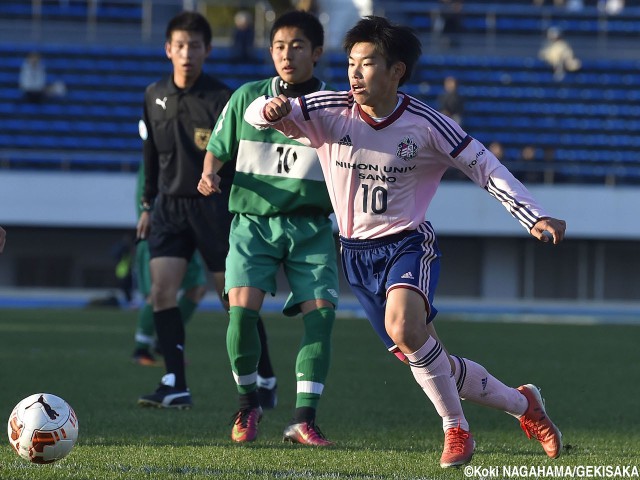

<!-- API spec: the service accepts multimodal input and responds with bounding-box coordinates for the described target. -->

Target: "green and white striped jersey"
[207,77,332,216]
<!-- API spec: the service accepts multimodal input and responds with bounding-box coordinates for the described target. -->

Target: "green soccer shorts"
[225,213,339,316]
[134,239,207,298]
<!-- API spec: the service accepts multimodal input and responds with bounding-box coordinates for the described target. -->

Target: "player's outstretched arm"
[198,151,224,196]
[530,217,566,244]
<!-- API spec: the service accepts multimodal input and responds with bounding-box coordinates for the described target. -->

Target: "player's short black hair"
[343,16,422,86]
[166,11,212,46]
[270,10,324,49]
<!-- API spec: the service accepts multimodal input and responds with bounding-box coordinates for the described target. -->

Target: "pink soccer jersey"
[245,90,548,239]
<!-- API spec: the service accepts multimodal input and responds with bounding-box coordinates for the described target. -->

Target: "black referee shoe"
[138,374,192,409]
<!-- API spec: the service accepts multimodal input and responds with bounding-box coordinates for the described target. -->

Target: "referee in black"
[136,11,277,409]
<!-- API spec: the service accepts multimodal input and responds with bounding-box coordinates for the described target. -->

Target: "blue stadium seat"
[1,41,639,177]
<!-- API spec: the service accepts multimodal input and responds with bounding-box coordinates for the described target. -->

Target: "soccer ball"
[7,393,79,464]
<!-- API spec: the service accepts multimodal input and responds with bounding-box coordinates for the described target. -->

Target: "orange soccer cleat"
[440,425,475,468]
[517,384,563,459]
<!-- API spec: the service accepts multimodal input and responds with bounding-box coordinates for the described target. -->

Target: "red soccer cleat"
[283,421,334,446]
[231,407,262,443]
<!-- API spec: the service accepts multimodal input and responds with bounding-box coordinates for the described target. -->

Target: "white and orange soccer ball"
[7,393,79,464]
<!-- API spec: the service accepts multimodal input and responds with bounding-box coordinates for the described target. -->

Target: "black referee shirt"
[141,72,233,202]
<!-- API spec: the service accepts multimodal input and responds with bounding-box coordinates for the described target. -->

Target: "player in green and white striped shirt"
[199,10,339,446]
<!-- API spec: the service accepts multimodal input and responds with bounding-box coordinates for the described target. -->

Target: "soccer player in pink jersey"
[243,16,566,468]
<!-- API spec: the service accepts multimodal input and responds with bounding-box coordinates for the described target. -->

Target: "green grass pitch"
[1,307,639,479]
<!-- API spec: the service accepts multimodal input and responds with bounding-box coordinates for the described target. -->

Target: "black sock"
[292,407,316,424]
[239,391,260,410]
[256,316,275,379]
[154,307,187,390]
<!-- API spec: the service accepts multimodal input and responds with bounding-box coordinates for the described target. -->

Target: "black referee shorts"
[148,192,232,272]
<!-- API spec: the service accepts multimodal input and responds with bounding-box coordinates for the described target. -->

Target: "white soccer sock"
[451,355,527,417]
[406,337,469,432]
[257,375,276,389]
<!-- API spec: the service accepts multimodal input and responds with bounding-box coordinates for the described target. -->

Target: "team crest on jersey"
[194,128,212,150]
[396,136,418,161]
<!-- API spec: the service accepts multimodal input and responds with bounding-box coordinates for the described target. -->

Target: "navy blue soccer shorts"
[339,222,441,352]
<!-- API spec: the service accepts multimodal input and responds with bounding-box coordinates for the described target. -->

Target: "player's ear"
[165,41,172,59]
[392,61,406,82]
[311,46,323,64]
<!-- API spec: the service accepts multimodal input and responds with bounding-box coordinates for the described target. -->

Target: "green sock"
[134,303,155,350]
[295,307,335,409]
[227,306,261,395]
[178,294,199,325]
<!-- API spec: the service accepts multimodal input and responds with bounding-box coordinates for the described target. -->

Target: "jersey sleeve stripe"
[300,92,352,120]
[485,178,538,229]
[406,103,465,149]
[450,135,473,158]
[306,101,351,114]
[305,91,349,104]
[300,96,311,121]
[406,97,464,141]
